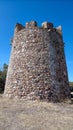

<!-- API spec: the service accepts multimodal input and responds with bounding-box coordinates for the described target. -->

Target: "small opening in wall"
[58,78,62,82]
[34,34,37,38]
[63,73,65,77]
[55,41,59,44]
[62,56,64,59]
[14,46,16,48]
[57,50,60,54]
[37,73,41,76]
[64,81,67,84]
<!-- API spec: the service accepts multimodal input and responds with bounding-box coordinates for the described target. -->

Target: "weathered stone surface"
[42,22,53,29]
[56,25,62,35]
[4,21,70,102]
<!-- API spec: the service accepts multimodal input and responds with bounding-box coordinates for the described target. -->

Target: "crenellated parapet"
[14,21,53,30]
[14,21,62,36]
[14,23,24,34]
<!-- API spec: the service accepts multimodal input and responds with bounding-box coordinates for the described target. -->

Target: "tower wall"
[4,21,70,102]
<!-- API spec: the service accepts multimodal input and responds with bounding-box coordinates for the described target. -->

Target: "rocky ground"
[0,95,73,130]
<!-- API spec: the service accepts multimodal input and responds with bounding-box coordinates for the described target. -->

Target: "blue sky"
[0,0,73,81]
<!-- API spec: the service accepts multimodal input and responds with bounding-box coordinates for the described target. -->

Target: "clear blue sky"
[0,0,73,81]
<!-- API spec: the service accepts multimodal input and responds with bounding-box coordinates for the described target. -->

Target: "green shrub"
[69,82,73,92]
[0,64,8,93]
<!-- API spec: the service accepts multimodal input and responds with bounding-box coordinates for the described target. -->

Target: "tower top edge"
[14,21,62,34]
[14,21,55,33]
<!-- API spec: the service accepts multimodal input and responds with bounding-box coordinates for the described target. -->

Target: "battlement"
[42,22,53,29]
[14,21,54,34]
[14,21,62,38]
[26,21,37,28]
[14,23,24,33]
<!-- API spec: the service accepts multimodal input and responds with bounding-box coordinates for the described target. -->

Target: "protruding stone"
[56,25,62,35]
[26,21,37,28]
[10,37,13,45]
[14,23,24,34]
[42,22,53,29]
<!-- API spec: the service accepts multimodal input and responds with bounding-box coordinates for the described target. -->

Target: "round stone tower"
[4,21,70,102]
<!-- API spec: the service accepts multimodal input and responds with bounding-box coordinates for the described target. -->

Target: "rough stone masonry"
[4,21,70,102]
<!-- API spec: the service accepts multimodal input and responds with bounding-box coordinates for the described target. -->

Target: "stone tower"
[4,21,70,102]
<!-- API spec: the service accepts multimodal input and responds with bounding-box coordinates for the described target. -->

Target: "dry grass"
[0,96,73,130]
